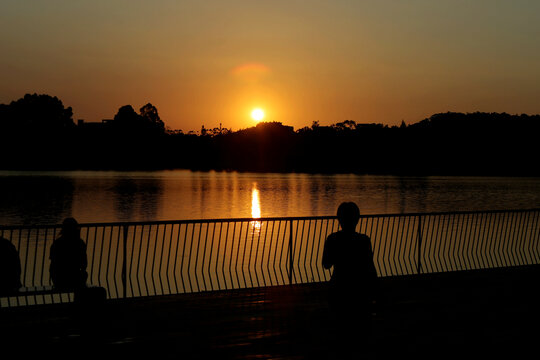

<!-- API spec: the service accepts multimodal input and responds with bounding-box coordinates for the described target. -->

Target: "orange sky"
[1,1,540,132]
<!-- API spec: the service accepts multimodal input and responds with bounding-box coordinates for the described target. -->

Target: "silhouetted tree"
[0,93,74,134]
[139,103,165,133]
[332,120,357,131]
[111,103,166,137]
[0,94,76,169]
[114,105,143,128]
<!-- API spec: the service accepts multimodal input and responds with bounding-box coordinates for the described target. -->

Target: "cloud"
[230,63,271,83]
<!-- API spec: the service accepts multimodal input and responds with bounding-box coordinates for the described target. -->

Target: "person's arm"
[49,242,55,261]
[49,242,58,282]
[7,242,22,288]
[365,236,379,301]
[13,246,22,288]
[322,234,334,269]
[366,237,377,278]
[80,241,88,271]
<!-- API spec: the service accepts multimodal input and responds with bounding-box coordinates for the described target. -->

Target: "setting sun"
[251,108,265,122]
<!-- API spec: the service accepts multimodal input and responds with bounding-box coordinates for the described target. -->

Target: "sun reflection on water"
[251,182,262,232]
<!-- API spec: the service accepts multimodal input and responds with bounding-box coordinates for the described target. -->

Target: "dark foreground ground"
[2,266,539,359]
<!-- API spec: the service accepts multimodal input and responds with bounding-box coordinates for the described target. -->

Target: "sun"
[251,108,265,122]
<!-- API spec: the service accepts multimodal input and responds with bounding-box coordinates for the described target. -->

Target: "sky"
[1,0,540,132]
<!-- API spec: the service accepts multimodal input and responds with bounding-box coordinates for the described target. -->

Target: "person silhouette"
[49,217,88,289]
[0,237,22,294]
[322,202,378,354]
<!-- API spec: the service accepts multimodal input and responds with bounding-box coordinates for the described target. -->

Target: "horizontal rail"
[2,208,539,230]
[1,209,539,307]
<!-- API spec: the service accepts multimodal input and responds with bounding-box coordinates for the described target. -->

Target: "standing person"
[49,217,88,289]
[0,237,22,294]
[322,202,378,354]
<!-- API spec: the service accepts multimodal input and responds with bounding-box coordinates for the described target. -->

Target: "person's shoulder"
[353,233,371,245]
[356,233,370,241]
[328,230,351,239]
[52,236,66,246]
[326,232,339,241]
[0,237,15,249]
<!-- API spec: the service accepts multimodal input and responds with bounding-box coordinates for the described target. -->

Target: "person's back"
[323,230,376,297]
[322,202,378,352]
[49,218,88,289]
[0,237,22,294]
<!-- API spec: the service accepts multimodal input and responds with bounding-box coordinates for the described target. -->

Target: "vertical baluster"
[288,219,294,284]
[417,216,422,274]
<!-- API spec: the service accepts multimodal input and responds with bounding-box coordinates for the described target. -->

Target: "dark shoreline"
[2,104,540,177]
[2,166,540,178]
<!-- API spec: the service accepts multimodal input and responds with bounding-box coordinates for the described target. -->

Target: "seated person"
[49,217,88,289]
[0,237,22,294]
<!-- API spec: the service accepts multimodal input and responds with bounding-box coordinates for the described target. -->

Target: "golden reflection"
[251,183,261,219]
[251,182,262,232]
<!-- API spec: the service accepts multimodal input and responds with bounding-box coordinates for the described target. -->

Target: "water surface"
[1,170,539,226]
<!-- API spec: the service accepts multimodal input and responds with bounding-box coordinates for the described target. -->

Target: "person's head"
[337,202,360,232]
[61,217,80,238]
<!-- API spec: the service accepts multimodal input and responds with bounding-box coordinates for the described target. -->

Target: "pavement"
[1,265,540,359]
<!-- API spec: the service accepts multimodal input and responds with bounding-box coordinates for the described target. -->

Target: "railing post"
[122,225,128,299]
[288,220,293,284]
[417,216,422,274]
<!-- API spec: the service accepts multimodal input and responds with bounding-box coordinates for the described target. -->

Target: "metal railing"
[1,209,539,307]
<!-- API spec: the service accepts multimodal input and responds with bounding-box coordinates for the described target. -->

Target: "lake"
[1,170,540,226]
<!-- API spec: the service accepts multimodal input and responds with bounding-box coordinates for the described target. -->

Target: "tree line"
[1,93,539,176]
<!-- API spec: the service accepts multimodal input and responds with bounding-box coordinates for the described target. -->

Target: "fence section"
[1,209,539,306]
